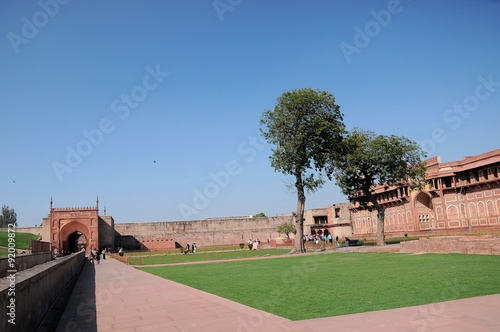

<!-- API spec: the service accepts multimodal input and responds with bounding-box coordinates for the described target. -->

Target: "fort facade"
[14,149,500,250]
[344,149,500,238]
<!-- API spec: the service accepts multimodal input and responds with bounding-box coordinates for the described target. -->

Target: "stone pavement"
[56,257,500,332]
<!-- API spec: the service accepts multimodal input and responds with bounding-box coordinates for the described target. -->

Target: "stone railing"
[0,252,52,278]
[0,251,85,331]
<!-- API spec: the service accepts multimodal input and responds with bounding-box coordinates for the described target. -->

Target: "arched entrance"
[67,231,87,253]
[58,220,94,256]
[49,199,100,256]
[414,191,435,230]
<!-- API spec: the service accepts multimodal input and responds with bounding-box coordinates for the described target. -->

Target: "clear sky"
[1,0,499,227]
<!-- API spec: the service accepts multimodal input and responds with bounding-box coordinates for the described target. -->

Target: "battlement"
[51,206,98,211]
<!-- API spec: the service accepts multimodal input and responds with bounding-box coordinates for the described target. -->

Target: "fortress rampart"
[114,215,293,249]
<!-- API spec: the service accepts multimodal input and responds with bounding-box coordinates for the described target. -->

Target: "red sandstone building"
[303,149,500,239]
[30,149,500,250]
[42,197,115,255]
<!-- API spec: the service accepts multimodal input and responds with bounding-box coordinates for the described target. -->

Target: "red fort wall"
[350,149,500,238]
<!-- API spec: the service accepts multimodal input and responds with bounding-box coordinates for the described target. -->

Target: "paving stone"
[56,257,500,331]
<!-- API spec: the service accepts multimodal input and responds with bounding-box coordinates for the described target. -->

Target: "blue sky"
[1,0,499,227]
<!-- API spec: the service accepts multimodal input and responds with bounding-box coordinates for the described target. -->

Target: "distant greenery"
[141,252,500,320]
[253,212,266,217]
[129,248,290,265]
[0,231,39,250]
[0,205,17,227]
[277,222,295,239]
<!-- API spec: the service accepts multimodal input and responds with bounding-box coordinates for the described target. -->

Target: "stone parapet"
[0,252,52,278]
[0,251,85,331]
[400,235,500,255]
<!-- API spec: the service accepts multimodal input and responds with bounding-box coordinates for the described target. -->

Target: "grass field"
[140,252,500,320]
[0,231,39,250]
[129,249,290,265]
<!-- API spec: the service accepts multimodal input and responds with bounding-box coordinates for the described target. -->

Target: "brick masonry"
[400,235,500,255]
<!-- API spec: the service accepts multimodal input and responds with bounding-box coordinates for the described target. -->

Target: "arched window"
[436,207,444,221]
[447,205,459,220]
[486,200,496,216]
[415,192,433,222]
[477,202,486,217]
[469,203,477,218]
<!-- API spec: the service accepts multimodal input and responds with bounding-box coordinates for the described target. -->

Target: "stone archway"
[67,231,87,253]
[60,221,91,254]
[49,199,99,256]
[414,191,434,230]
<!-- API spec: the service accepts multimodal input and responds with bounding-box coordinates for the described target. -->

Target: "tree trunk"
[292,175,306,253]
[375,205,386,246]
[364,188,386,246]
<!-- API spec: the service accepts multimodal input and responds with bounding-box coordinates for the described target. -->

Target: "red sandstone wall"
[351,186,500,238]
[400,235,500,255]
[137,237,176,251]
[114,216,292,248]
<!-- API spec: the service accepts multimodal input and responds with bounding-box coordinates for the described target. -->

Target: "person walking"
[95,249,101,265]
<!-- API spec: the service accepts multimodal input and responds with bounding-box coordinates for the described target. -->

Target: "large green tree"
[0,205,17,228]
[333,129,427,245]
[260,88,346,253]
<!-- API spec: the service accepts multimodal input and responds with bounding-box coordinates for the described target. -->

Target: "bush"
[239,243,245,249]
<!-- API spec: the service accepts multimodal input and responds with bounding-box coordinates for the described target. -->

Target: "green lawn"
[140,252,500,320]
[129,249,290,265]
[0,231,39,250]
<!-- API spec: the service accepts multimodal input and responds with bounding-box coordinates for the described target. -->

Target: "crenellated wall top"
[51,207,98,211]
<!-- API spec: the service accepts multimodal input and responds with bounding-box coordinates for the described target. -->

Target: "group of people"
[303,234,338,245]
[53,247,84,258]
[185,243,197,254]
[247,239,261,250]
[89,248,108,264]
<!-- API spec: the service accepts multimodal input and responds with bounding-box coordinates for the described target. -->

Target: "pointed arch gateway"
[413,191,435,230]
[60,221,90,253]
[49,198,100,255]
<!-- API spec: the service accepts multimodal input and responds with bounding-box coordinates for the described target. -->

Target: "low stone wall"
[0,251,85,332]
[110,253,129,264]
[0,252,52,278]
[400,235,500,255]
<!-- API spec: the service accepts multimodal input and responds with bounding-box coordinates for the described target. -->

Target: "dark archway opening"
[67,231,87,254]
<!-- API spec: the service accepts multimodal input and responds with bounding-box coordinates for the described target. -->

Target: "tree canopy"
[0,205,17,228]
[260,88,346,252]
[277,221,295,239]
[334,129,427,245]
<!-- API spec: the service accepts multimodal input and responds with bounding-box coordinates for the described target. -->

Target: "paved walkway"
[56,257,500,332]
